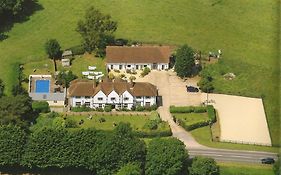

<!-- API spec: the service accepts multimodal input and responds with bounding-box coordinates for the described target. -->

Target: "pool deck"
[29,76,54,93]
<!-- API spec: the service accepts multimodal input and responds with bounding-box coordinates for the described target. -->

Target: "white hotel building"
[68,79,158,110]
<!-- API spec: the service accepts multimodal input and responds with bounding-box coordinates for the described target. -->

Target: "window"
[117,104,121,108]
[127,65,131,68]
[145,102,150,107]
[136,65,139,69]
[124,97,129,101]
[144,65,147,68]
[76,96,81,99]
[111,97,116,101]
[85,102,90,107]
[76,102,81,106]
[136,96,142,99]
[98,97,103,101]
[123,104,128,108]
[145,96,151,99]
[111,65,113,69]
[85,96,90,99]
[54,101,57,103]
[119,65,122,69]
[99,104,103,108]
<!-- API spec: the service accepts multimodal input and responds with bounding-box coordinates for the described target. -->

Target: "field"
[173,113,209,126]
[190,126,279,153]
[0,0,279,145]
[219,163,274,175]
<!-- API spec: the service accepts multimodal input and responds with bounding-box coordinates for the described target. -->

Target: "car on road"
[186,86,199,92]
[261,157,275,164]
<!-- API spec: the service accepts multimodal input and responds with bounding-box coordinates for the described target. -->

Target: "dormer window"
[98,97,103,101]
[111,97,116,101]
[124,97,129,101]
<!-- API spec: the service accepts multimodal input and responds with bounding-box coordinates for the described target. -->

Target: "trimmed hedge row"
[172,105,217,131]
[207,105,216,122]
[176,119,210,131]
[133,129,172,138]
[170,106,207,113]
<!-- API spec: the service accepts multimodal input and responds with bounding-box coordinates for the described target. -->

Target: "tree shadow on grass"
[0,0,44,41]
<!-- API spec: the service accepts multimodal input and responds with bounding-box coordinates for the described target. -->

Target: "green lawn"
[190,126,279,153]
[30,113,170,134]
[173,113,209,126]
[0,0,279,145]
[219,162,274,175]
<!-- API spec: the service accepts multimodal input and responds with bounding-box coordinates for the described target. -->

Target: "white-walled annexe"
[106,46,171,71]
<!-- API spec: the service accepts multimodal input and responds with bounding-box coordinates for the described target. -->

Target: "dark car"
[261,158,275,164]
[186,86,199,92]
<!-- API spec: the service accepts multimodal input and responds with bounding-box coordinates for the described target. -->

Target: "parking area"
[201,93,272,146]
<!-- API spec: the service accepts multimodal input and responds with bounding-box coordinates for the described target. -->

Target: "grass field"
[190,126,279,153]
[0,0,279,145]
[219,162,274,175]
[173,113,209,126]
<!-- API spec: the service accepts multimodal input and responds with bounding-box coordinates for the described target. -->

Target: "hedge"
[133,129,172,138]
[207,105,216,122]
[170,106,207,113]
[177,119,210,131]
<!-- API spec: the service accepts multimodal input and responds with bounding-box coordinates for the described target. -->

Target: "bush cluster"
[0,124,145,175]
[170,106,207,113]
[141,67,151,77]
[32,101,50,113]
[135,104,158,112]
[71,105,93,112]
[207,105,216,123]
[104,105,112,112]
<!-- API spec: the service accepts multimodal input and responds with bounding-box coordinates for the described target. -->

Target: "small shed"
[62,50,73,59]
[61,58,70,67]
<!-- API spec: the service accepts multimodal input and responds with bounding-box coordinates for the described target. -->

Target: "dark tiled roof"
[106,46,171,64]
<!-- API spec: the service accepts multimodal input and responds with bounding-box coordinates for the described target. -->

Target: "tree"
[32,101,50,113]
[116,163,141,175]
[174,44,195,78]
[145,138,188,175]
[198,73,214,93]
[45,39,61,71]
[57,70,78,88]
[0,0,27,17]
[77,6,117,56]
[0,79,4,98]
[0,125,26,166]
[0,94,33,128]
[189,156,219,175]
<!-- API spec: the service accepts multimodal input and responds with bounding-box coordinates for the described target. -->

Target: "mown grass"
[0,0,279,145]
[190,126,279,153]
[219,162,274,175]
[173,113,209,125]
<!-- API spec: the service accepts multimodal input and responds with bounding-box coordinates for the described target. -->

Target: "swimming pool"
[35,80,50,93]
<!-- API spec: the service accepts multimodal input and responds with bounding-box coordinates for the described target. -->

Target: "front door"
[152,63,157,70]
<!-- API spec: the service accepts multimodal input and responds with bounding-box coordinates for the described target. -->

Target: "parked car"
[261,158,275,164]
[186,86,199,92]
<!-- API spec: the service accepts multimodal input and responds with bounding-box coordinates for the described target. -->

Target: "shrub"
[149,104,158,111]
[129,75,136,82]
[68,45,85,55]
[126,69,132,74]
[65,118,78,128]
[108,72,115,80]
[71,105,92,112]
[189,156,219,175]
[104,105,112,112]
[99,117,106,123]
[46,111,60,118]
[143,120,158,130]
[120,73,125,78]
[96,107,104,112]
[136,105,145,111]
[32,101,50,113]
[207,105,216,123]
[141,67,150,77]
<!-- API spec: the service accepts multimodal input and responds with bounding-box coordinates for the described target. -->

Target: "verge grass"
[218,162,274,175]
[190,126,279,153]
[0,0,279,145]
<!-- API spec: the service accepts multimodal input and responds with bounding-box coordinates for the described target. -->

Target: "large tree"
[145,138,188,175]
[56,70,77,88]
[0,94,33,128]
[189,156,219,175]
[77,6,117,56]
[174,44,195,78]
[45,39,61,71]
[0,0,27,17]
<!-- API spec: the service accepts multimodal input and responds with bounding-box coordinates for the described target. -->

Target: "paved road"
[138,70,278,163]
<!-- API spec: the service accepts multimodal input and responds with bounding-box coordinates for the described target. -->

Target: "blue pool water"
[35,80,50,93]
